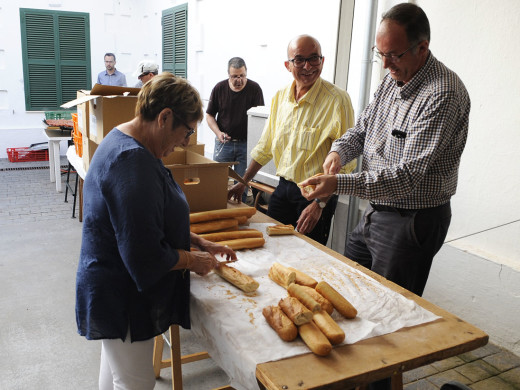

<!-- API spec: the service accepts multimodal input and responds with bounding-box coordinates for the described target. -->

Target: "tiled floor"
[403,325,520,388]
[1,158,519,389]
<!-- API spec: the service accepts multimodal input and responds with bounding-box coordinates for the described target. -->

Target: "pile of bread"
[192,206,356,356]
[264,262,357,356]
[190,206,265,250]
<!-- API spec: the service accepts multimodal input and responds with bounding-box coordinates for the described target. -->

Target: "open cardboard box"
[61,84,140,144]
[62,84,197,145]
[165,150,245,212]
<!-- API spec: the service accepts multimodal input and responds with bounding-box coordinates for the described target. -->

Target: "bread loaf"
[215,237,265,250]
[266,224,295,236]
[199,229,263,242]
[190,207,256,224]
[298,321,332,356]
[287,267,318,288]
[298,173,324,195]
[312,310,345,345]
[297,285,334,315]
[278,296,313,326]
[316,281,357,319]
[235,215,249,225]
[213,264,259,293]
[268,263,296,289]
[190,218,238,234]
[287,283,321,312]
[262,305,298,342]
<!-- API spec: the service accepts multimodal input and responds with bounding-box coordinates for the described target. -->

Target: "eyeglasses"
[288,55,323,68]
[372,43,418,62]
[173,113,195,139]
[229,75,246,80]
[138,72,151,80]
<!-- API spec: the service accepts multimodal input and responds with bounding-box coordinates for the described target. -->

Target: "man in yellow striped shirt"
[229,35,355,245]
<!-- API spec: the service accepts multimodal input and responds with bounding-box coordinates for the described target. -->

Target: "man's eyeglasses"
[138,72,151,80]
[173,114,195,139]
[288,55,323,68]
[372,43,418,62]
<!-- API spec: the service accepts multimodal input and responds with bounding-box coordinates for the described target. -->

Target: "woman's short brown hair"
[135,72,203,125]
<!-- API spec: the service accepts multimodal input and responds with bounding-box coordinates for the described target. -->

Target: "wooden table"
[254,231,488,390]
[158,207,488,390]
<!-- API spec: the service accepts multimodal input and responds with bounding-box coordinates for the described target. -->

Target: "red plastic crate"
[6,147,49,162]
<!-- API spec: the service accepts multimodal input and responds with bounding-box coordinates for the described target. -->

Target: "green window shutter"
[162,4,187,78]
[58,14,91,103]
[20,8,91,111]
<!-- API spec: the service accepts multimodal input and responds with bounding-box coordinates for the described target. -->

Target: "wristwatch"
[315,198,327,209]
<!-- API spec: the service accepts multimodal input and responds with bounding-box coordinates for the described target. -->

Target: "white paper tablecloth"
[189,223,440,390]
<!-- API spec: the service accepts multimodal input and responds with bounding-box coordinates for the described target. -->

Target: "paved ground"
[1,158,519,389]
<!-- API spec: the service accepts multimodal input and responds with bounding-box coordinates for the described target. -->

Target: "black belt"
[229,138,246,142]
[370,202,450,215]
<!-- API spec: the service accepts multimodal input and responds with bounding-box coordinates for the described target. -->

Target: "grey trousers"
[344,202,451,297]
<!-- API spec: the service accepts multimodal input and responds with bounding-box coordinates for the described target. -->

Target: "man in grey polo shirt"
[97,53,127,87]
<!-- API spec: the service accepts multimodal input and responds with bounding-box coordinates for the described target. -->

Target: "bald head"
[287,35,322,59]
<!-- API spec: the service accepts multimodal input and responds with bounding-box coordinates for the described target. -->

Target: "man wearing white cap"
[133,60,159,88]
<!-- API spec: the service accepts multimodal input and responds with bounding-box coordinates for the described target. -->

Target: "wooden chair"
[249,181,276,212]
[152,325,233,390]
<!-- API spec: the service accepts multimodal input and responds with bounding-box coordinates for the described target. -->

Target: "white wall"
[415,0,520,271]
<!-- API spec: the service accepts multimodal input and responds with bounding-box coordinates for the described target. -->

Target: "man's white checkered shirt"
[331,53,470,209]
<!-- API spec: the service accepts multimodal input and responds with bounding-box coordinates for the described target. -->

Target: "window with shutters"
[20,8,91,111]
[162,4,188,78]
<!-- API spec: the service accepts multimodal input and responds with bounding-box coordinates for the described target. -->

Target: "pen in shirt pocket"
[391,129,407,139]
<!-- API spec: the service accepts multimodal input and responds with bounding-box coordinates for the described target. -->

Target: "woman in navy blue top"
[76,73,236,389]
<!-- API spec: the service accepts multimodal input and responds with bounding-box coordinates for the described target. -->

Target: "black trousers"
[345,202,451,297]
[267,177,338,246]
[346,202,451,390]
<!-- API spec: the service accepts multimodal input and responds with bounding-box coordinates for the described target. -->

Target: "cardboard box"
[62,84,141,144]
[63,84,199,146]
[165,150,235,212]
[76,90,89,137]
[162,142,204,165]
[82,137,98,172]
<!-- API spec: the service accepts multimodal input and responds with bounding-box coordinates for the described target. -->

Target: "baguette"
[312,310,345,345]
[268,263,296,289]
[190,207,256,224]
[287,283,321,313]
[287,267,318,288]
[214,237,265,250]
[199,229,263,242]
[262,305,298,342]
[266,224,295,236]
[298,321,332,356]
[298,285,334,315]
[235,215,248,225]
[279,296,313,325]
[298,173,324,195]
[213,264,259,293]
[315,281,357,319]
[190,218,238,234]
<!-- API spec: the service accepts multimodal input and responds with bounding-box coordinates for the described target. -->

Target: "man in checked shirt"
[300,3,470,299]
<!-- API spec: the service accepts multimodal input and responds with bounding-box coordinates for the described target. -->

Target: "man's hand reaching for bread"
[298,174,337,201]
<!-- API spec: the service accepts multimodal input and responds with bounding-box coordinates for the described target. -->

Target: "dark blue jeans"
[213,139,247,178]
[214,139,248,202]
[267,177,338,246]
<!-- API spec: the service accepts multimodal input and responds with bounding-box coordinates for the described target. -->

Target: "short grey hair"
[228,57,247,73]
[382,3,430,44]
